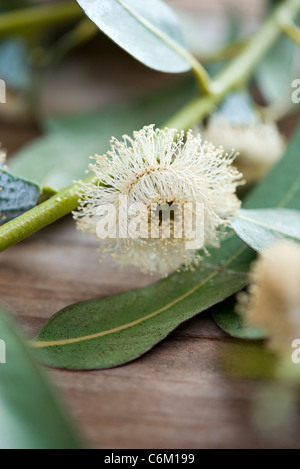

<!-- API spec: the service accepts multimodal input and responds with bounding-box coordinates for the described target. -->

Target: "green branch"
[278,15,300,45]
[0,1,83,37]
[167,0,300,128]
[0,176,93,252]
[1,0,300,253]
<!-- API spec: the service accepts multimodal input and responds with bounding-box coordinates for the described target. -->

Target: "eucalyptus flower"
[237,240,300,355]
[203,92,285,185]
[204,117,285,184]
[74,125,242,275]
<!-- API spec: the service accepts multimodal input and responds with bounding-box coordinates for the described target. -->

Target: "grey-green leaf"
[0,38,31,92]
[256,34,300,107]
[0,308,80,449]
[0,167,40,224]
[231,208,300,253]
[32,263,249,370]
[76,0,191,73]
[212,300,266,340]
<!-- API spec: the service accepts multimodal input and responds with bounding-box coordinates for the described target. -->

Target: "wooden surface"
[0,222,279,449]
[2,221,300,449]
[1,0,300,449]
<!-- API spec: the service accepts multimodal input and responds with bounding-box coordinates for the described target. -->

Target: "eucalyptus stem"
[179,50,213,95]
[0,0,300,253]
[42,18,99,68]
[198,39,247,64]
[167,0,300,129]
[0,1,83,37]
[278,17,300,45]
[0,175,93,252]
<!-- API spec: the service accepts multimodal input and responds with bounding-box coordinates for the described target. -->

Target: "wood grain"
[2,219,300,449]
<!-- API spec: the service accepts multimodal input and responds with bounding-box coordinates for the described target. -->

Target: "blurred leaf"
[9,79,196,189]
[30,123,300,370]
[0,2,83,38]
[231,208,300,253]
[76,0,191,73]
[212,299,266,340]
[43,18,99,68]
[214,91,256,125]
[0,1,29,13]
[0,38,31,91]
[225,7,245,44]
[0,307,80,449]
[0,167,40,225]
[256,35,300,106]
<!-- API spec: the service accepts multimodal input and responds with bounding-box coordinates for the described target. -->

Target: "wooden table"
[1,0,299,449]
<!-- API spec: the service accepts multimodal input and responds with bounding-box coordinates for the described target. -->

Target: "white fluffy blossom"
[74,125,242,275]
[237,240,300,355]
[204,116,285,185]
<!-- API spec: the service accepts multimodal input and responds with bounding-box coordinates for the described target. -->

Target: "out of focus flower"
[203,92,285,185]
[237,240,300,355]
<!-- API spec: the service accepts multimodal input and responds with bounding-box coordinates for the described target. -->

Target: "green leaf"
[32,263,249,370]
[215,91,257,126]
[0,38,31,92]
[256,34,300,106]
[9,79,196,190]
[0,307,80,449]
[76,0,191,73]
[0,1,29,14]
[31,125,300,370]
[231,208,300,253]
[212,299,266,340]
[0,167,40,224]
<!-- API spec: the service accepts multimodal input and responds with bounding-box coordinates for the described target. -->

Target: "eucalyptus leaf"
[0,167,40,224]
[256,34,300,107]
[212,299,266,341]
[31,124,300,370]
[231,208,300,253]
[76,0,191,73]
[0,38,31,92]
[0,307,80,449]
[9,79,196,189]
[0,1,29,13]
[214,91,257,126]
[32,263,249,370]
[37,186,57,205]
